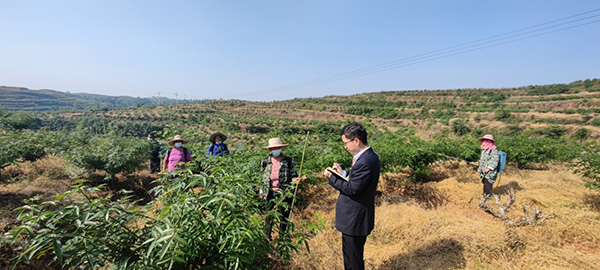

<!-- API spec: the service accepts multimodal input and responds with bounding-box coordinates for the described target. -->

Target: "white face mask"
[271,149,282,156]
[215,140,222,144]
[174,142,183,148]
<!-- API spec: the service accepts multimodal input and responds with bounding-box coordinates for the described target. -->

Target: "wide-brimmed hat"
[209,132,227,143]
[261,138,289,150]
[168,135,188,146]
[478,134,495,142]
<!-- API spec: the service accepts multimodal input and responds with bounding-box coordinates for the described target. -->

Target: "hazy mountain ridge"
[1,79,599,112]
[0,86,191,111]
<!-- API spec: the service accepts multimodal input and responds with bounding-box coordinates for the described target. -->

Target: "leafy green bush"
[500,135,581,168]
[0,130,51,174]
[0,109,40,130]
[527,84,569,95]
[429,135,480,162]
[495,109,512,121]
[538,125,567,139]
[573,128,589,142]
[573,144,600,189]
[591,118,600,127]
[450,119,470,136]
[371,131,438,181]
[67,136,152,178]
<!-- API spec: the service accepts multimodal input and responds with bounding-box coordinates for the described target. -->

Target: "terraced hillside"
[29,78,600,141]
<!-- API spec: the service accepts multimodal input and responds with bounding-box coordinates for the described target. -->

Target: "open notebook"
[327,167,349,181]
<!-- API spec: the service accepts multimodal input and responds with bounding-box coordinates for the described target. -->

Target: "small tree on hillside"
[450,119,470,136]
[495,109,511,121]
[573,144,600,190]
[573,127,589,143]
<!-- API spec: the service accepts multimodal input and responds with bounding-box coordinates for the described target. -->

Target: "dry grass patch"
[288,164,600,269]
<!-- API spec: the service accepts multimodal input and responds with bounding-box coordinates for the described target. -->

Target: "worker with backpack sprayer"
[420,138,507,201]
[472,134,506,196]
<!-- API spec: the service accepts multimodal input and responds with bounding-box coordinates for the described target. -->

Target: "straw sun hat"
[261,138,289,150]
[209,132,227,143]
[478,134,495,142]
[168,135,188,146]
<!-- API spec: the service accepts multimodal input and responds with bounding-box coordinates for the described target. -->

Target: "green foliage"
[3,182,144,269]
[465,91,507,103]
[67,136,152,178]
[573,144,600,189]
[500,135,581,168]
[0,130,21,170]
[538,125,567,139]
[0,108,40,130]
[450,119,470,136]
[429,136,480,162]
[573,127,589,142]
[504,125,523,136]
[583,78,597,89]
[591,118,600,127]
[527,84,570,95]
[495,109,512,121]
[0,130,55,173]
[3,161,320,269]
[371,131,438,181]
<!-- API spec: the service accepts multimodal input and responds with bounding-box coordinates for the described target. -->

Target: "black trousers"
[150,156,161,173]
[342,233,367,270]
[483,179,493,196]
[264,190,293,239]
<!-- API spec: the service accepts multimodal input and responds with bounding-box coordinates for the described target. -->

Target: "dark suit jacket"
[329,147,380,236]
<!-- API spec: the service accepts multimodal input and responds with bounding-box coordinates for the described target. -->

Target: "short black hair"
[340,123,368,145]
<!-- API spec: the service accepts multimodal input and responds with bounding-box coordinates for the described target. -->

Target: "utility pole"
[174,92,179,109]
[157,91,161,105]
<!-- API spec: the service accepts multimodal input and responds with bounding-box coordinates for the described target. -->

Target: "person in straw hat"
[473,134,500,196]
[162,135,192,173]
[206,132,229,157]
[260,137,302,240]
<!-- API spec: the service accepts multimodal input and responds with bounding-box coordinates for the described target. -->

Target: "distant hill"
[0,86,197,111]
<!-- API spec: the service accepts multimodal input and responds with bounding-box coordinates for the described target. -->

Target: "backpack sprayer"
[495,151,508,188]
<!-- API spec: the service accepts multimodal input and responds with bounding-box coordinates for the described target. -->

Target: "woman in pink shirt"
[163,135,192,173]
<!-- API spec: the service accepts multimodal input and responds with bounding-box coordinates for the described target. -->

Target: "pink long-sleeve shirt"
[164,148,191,172]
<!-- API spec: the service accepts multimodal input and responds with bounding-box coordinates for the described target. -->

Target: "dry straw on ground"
[290,163,600,270]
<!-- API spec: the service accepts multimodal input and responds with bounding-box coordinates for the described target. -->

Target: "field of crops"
[1,79,600,269]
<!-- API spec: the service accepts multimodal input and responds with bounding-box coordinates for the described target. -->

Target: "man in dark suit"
[325,123,381,270]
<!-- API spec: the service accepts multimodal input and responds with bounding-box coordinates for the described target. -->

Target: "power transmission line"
[230,7,600,99]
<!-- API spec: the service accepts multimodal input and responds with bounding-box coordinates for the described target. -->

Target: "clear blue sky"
[1,1,599,101]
